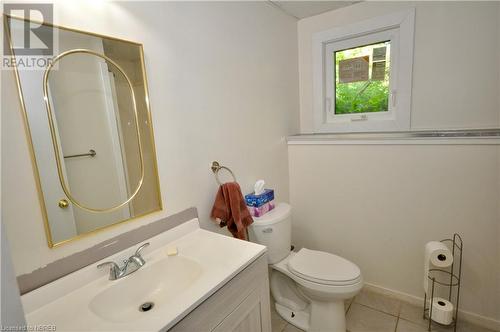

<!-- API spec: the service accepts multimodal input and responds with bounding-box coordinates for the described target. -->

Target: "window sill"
[287,129,500,145]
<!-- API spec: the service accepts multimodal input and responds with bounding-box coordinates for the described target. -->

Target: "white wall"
[291,1,500,324]
[1,1,299,275]
[289,144,500,322]
[298,1,500,133]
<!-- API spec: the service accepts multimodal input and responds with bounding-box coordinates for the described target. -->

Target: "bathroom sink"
[89,256,202,322]
[21,220,267,331]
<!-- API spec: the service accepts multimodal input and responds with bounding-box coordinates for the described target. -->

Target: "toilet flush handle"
[262,227,273,233]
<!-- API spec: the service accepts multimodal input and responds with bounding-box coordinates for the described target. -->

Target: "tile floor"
[271,288,496,332]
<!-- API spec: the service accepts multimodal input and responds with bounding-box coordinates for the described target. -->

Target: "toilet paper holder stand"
[423,233,463,332]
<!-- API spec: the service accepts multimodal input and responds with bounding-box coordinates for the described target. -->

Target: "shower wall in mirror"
[5,16,162,247]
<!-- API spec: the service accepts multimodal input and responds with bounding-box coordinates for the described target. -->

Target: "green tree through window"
[334,41,390,114]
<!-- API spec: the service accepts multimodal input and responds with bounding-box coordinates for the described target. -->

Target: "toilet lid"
[287,248,361,286]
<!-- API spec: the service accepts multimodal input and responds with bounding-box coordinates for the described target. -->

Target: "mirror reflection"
[6,17,162,246]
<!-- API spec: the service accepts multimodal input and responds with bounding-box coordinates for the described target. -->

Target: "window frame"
[325,32,396,122]
[312,9,415,133]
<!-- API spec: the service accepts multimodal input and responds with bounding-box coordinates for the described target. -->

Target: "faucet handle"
[135,242,150,257]
[97,261,120,280]
[129,242,150,267]
[97,261,119,269]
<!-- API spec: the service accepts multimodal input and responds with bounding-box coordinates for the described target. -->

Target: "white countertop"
[22,219,267,331]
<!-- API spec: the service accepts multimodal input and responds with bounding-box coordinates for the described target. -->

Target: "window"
[313,9,415,133]
[334,41,390,115]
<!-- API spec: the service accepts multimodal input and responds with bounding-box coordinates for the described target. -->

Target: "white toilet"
[249,203,363,332]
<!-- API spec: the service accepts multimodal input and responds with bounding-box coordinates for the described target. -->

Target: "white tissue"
[254,180,265,195]
[424,241,453,294]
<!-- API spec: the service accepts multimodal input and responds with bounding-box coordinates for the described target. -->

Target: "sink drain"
[139,302,154,312]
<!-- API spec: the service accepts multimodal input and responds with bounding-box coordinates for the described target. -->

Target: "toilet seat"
[287,248,361,286]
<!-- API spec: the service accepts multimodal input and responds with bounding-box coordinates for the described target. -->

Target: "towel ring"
[211,161,236,185]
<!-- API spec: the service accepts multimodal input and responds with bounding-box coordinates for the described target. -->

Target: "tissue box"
[248,200,275,217]
[245,189,274,207]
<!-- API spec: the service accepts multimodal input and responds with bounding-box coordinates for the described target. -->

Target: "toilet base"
[275,300,347,332]
[275,302,310,331]
[309,300,346,332]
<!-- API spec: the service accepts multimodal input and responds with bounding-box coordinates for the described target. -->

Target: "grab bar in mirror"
[64,149,96,159]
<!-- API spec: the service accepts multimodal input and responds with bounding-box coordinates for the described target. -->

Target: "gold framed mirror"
[5,15,163,247]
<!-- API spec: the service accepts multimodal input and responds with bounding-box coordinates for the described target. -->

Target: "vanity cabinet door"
[213,285,267,332]
[168,254,271,332]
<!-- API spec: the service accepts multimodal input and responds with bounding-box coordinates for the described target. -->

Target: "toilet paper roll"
[430,297,454,325]
[423,241,453,293]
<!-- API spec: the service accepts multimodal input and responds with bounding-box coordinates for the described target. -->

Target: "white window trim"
[312,9,415,133]
[324,31,397,123]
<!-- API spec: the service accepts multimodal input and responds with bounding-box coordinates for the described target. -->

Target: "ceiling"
[269,1,358,19]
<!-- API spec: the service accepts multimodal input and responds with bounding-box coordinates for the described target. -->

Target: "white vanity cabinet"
[168,253,271,332]
[21,224,269,332]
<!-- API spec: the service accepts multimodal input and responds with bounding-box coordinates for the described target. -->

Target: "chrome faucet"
[97,242,150,280]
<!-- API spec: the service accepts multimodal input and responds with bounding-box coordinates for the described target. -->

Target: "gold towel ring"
[211,161,236,185]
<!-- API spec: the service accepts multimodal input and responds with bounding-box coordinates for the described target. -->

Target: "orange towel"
[211,182,253,240]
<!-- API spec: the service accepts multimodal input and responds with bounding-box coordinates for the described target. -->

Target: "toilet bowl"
[248,203,363,332]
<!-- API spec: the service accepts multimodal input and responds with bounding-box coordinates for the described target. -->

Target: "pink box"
[248,200,275,218]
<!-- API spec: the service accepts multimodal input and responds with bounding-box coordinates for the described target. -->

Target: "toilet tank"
[249,203,291,264]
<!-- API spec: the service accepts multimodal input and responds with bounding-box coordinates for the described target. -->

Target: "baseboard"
[363,283,500,332]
